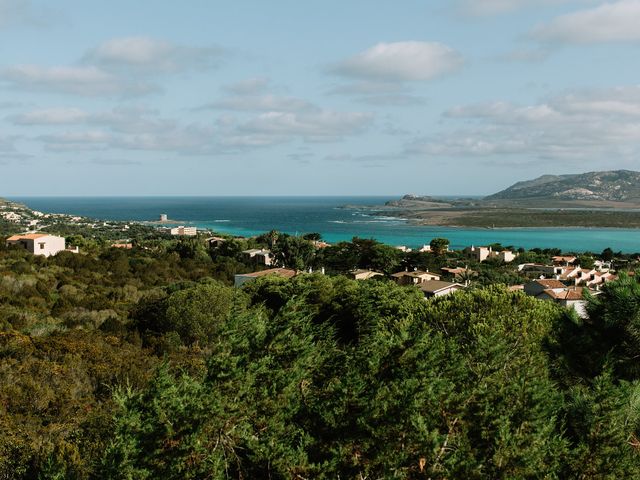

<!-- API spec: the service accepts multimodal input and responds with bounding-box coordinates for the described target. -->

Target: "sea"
[10,196,640,253]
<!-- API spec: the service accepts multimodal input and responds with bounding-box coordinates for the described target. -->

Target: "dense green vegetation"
[1,231,639,478]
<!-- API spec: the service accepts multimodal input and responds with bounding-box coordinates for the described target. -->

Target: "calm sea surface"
[10,196,640,253]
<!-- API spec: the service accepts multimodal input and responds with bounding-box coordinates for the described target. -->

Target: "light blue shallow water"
[10,196,640,253]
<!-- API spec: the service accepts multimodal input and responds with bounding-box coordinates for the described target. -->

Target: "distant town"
[1,197,631,320]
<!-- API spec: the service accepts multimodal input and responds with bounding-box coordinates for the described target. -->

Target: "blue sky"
[1,0,640,195]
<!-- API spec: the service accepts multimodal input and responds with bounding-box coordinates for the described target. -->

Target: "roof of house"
[6,233,49,241]
[552,256,577,262]
[541,288,585,301]
[441,267,474,275]
[351,269,383,276]
[530,279,566,289]
[391,270,437,278]
[419,280,463,293]
[242,248,271,254]
[236,268,296,279]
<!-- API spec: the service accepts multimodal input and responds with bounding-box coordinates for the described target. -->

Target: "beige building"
[391,270,441,286]
[242,248,273,266]
[524,279,591,317]
[466,246,516,263]
[6,233,66,257]
[234,268,296,287]
[170,226,197,236]
[349,269,384,281]
[419,280,465,298]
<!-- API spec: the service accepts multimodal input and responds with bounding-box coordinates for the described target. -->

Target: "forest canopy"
[0,235,638,478]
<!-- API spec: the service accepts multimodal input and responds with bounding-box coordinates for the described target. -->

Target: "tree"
[159,281,242,345]
[577,254,595,269]
[302,232,322,241]
[601,247,615,262]
[272,235,316,270]
[430,237,450,256]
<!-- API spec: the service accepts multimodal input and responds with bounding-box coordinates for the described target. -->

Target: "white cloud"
[11,107,89,124]
[331,41,463,82]
[215,109,373,148]
[0,65,156,96]
[39,125,216,154]
[83,36,224,72]
[202,77,316,113]
[408,86,640,162]
[10,106,176,133]
[533,0,640,43]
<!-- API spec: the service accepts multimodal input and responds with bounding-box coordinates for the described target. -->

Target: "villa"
[242,248,273,266]
[391,270,441,286]
[6,233,67,257]
[419,280,465,298]
[465,246,517,263]
[523,279,591,317]
[349,269,384,281]
[170,226,197,236]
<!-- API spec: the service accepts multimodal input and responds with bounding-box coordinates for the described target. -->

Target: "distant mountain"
[485,170,640,203]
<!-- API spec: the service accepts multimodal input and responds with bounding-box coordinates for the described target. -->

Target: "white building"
[6,234,66,257]
[242,248,273,266]
[466,246,516,263]
[419,280,465,298]
[349,269,384,281]
[391,270,441,286]
[170,226,197,236]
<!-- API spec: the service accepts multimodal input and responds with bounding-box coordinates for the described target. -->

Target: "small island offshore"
[373,170,640,228]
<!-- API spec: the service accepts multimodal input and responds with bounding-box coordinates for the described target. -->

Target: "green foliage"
[2,231,640,478]
[271,234,315,270]
[430,237,450,256]
[318,237,403,274]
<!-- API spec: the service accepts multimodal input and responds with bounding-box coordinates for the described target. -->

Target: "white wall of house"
[7,235,66,257]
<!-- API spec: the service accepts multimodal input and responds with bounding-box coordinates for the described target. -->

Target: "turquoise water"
[11,196,640,253]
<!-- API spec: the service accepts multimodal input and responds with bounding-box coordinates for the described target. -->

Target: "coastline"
[9,195,640,253]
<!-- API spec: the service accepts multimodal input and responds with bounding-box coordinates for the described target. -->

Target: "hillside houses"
[465,246,516,263]
[523,279,590,317]
[6,234,70,257]
[518,262,618,288]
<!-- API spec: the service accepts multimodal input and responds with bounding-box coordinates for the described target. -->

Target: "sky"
[1,0,640,196]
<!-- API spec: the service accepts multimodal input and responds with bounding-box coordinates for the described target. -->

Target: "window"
[39,243,45,250]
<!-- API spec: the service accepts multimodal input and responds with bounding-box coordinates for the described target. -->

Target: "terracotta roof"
[533,279,566,289]
[6,233,49,241]
[542,288,584,301]
[238,268,296,279]
[552,256,577,262]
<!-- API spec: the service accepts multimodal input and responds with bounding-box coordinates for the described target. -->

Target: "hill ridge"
[485,170,640,202]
